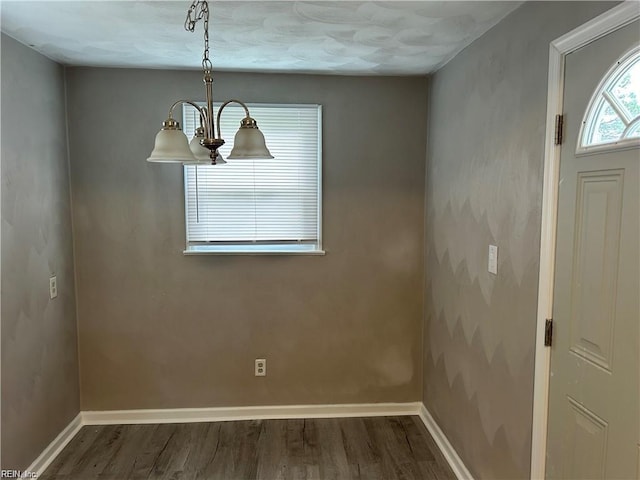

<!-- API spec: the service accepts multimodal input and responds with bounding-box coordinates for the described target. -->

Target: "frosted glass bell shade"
[186,136,226,165]
[228,127,274,159]
[147,129,196,163]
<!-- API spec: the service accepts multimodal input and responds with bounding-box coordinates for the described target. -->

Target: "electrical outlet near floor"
[255,358,266,376]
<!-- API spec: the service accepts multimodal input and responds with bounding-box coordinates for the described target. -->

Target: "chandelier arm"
[215,99,252,139]
[167,100,211,136]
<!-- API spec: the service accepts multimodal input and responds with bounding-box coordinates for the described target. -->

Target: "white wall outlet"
[255,358,266,377]
[49,275,58,299]
[488,245,498,275]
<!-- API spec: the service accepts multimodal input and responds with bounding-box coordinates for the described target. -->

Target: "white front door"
[545,20,639,480]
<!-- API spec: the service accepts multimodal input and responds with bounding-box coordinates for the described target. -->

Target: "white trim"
[183,245,326,255]
[575,138,640,157]
[531,2,640,479]
[25,413,83,476]
[316,104,324,254]
[25,402,475,477]
[81,402,423,425]
[418,404,474,480]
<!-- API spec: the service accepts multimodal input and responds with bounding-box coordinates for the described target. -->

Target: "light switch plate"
[49,275,58,299]
[488,245,498,275]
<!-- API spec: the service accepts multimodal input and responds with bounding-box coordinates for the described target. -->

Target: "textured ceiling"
[1,1,522,75]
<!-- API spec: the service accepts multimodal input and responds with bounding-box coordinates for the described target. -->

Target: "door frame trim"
[531,2,639,478]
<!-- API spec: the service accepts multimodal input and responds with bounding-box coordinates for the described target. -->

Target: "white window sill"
[183,244,326,256]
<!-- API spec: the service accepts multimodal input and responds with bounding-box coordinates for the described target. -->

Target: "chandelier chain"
[185,1,212,72]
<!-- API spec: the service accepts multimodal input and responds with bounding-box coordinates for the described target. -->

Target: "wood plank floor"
[40,416,456,480]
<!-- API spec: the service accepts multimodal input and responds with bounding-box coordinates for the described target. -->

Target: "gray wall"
[1,34,80,470]
[423,2,617,479]
[65,68,428,410]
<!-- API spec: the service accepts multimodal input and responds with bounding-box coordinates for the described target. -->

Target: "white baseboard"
[24,402,470,480]
[418,403,474,480]
[25,413,83,476]
[82,401,423,425]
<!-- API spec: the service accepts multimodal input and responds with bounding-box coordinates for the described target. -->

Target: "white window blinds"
[182,103,322,250]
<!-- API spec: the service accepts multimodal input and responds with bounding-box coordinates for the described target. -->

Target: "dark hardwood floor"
[41,416,456,480]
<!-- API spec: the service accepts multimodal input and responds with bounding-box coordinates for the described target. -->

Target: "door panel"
[565,396,608,480]
[546,20,639,480]
[569,169,623,372]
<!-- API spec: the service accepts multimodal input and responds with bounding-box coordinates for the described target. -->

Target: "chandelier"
[147,0,273,165]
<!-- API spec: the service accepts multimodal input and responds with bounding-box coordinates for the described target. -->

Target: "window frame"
[576,45,640,156]
[182,102,324,256]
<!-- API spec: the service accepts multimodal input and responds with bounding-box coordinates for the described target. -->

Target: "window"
[578,45,640,153]
[182,103,323,254]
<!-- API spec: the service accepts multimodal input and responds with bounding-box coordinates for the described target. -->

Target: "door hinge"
[554,114,564,145]
[544,319,553,347]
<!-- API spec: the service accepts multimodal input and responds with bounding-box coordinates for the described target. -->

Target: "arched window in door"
[578,45,640,153]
